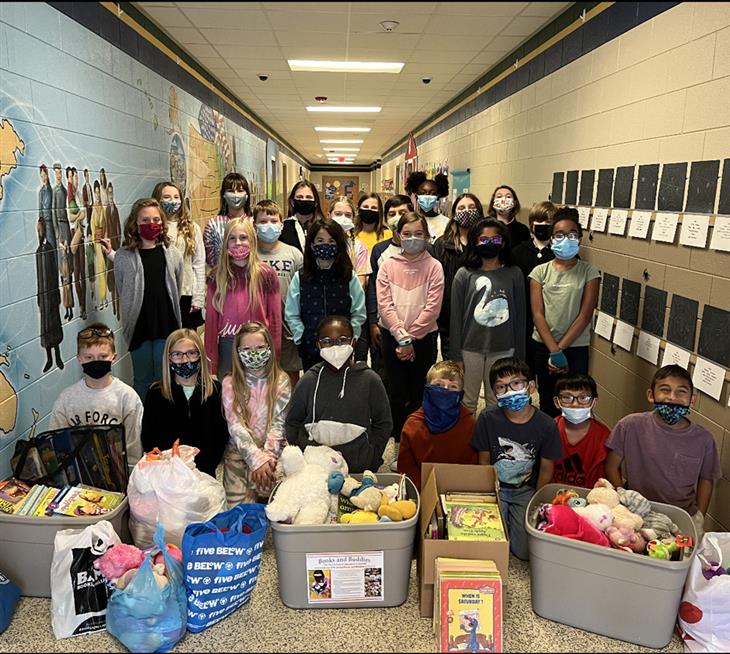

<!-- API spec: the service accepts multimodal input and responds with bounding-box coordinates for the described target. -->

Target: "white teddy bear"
[265,445,349,525]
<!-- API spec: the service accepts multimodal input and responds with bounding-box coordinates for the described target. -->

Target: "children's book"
[53,485,124,517]
[0,477,32,514]
[46,485,71,516]
[441,496,506,542]
[15,484,43,516]
[434,558,503,653]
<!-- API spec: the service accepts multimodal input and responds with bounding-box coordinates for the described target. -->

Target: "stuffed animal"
[573,503,613,532]
[341,471,383,512]
[340,510,379,524]
[647,538,679,560]
[586,484,619,508]
[540,504,610,547]
[606,526,646,554]
[377,496,417,522]
[616,487,652,517]
[265,445,349,525]
[611,504,643,530]
[641,511,679,540]
[94,543,145,583]
[551,489,579,505]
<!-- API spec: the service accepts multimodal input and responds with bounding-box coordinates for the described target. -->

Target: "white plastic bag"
[50,520,121,639]
[677,532,730,652]
[128,442,226,549]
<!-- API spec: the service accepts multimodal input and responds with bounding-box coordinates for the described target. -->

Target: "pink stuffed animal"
[94,543,145,583]
[541,504,610,547]
[573,503,613,532]
[606,526,647,554]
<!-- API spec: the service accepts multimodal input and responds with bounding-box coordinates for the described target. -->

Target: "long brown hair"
[152,181,196,257]
[228,322,289,434]
[122,198,170,249]
[443,192,485,253]
[355,192,386,240]
[487,184,521,222]
[158,328,215,402]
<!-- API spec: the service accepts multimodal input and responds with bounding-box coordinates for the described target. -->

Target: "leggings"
[532,339,589,417]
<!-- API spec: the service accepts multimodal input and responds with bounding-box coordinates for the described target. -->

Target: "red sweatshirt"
[397,406,478,490]
[204,264,281,374]
[552,416,610,489]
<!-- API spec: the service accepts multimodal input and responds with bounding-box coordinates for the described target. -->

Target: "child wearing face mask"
[328,197,371,288]
[204,217,281,379]
[113,198,183,399]
[406,171,450,243]
[284,316,392,473]
[550,373,609,490]
[355,193,390,254]
[471,357,562,560]
[284,219,366,373]
[141,328,227,477]
[204,173,252,267]
[529,207,600,417]
[377,213,444,465]
[605,365,720,542]
[152,181,205,329]
[50,324,143,470]
[487,185,531,247]
[397,361,478,490]
[450,219,526,412]
[222,322,291,506]
[281,181,325,252]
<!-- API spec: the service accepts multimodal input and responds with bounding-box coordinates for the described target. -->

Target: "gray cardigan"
[113,245,184,346]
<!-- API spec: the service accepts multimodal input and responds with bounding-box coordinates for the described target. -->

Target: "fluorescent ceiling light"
[315,127,371,132]
[323,147,360,152]
[320,139,364,144]
[288,59,404,73]
[306,106,381,113]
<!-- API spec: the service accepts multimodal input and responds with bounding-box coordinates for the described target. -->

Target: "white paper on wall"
[637,331,661,364]
[591,208,608,232]
[612,320,635,351]
[652,212,679,243]
[709,215,730,252]
[577,206,591,229]
[628,211,652,239]
[661,342,691,369]
[594,311,615,340]
[691,357,725,401]
[679,214,710,248]
[608,209,628,235]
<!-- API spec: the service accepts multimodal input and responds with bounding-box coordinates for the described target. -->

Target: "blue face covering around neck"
[422,384,464,433]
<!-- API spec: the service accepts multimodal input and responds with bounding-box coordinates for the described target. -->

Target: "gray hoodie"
[284,361,393,473]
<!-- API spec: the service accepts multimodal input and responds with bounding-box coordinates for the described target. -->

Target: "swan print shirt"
[449,265,526,361]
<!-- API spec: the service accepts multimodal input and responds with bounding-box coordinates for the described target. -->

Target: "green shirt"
[529,259,600,347]
[182,384,195,400]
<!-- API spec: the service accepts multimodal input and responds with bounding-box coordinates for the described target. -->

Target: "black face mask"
[533,224,551,241]
[476,243,502,260]
[82,360,112,379]
[359,209,379,225]
[293,199,316,216]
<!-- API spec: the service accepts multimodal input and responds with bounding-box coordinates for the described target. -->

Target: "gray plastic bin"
[270,473,419,609]
[526,483,697,649]
[0,498,130,597]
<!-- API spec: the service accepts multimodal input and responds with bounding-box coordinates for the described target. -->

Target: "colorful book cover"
[0,477,32,506]
[54,485,124,517]
[46,485,71,515]
[32,487,61,517]
[443,500,506,542]
[437,575,503,653]
[15,484,43,516]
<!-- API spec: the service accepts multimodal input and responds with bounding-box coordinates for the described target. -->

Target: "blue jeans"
[499,485,536,561]
[130,338,166,400]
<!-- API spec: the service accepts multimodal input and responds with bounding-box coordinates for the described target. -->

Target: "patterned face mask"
[238,347,271,370]
[169,360,200,378]
[654,402,690,425]
[454,209,481,229]
[496,388,530,412]
[160,199,182,215]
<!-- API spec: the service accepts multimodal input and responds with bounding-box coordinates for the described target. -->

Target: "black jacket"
[141,379,228,477]
[432,235,468,336]
[280,218,303,252]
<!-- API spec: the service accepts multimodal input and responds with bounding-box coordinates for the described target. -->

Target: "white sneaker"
[389,442,400,472]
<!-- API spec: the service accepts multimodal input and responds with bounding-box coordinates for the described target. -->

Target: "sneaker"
[389,442,400,472]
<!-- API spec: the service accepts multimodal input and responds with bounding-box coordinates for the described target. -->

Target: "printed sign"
[306,551,384,604]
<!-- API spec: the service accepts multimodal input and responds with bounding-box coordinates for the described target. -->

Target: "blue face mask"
[497,388,531,412]
[160,199,181,215]
[422,384,464,433]
[417,195,439,212]
[551,238,580,260]
[654,402,690,425]
[256,222,283,244]
[312,243,337,261]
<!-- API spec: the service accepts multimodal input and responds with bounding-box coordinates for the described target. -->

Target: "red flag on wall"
[405,132,418,160]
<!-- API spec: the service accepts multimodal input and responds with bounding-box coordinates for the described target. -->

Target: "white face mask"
[562,406,592,424]
[494,197,514,213]
[319,344,353,369]
[332,215,355,233]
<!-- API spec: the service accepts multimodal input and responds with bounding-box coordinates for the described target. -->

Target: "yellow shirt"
[357,228,392,254]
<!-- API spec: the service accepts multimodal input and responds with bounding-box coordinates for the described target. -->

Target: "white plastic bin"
[270,473,419,609]
[526,483,696,648]
[0,498,129,597]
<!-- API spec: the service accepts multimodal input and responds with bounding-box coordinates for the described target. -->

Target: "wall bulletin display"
[657,162,688,212]
[685,160,720,214]
[599,273,620,316]
[565,170,579,205]
[697,305,730,368]
[579,170,596,206]
[619,279,641,326]
[551,172,564,204]
[612,166,635,209]
[595,169,615,207]
[322,176,359,212]
[641,286,668,338]
[635,164,660,210]
[666,295,699,352]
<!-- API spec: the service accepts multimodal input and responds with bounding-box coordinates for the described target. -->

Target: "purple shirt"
[606,412,721,515]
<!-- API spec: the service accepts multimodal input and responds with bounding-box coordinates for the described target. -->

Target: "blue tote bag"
[182,503,268,633]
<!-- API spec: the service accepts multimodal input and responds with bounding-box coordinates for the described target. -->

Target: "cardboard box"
[418,463,510,618]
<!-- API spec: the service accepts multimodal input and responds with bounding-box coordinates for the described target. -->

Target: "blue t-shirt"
[471,406,563,488]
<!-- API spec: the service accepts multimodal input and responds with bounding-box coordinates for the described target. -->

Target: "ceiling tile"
[139,6,192,28]
[274,31,348,47]
[521,2,571,18]
[177,7,271,30]
[214,44,281,60]
[423,14,512,35]
[502,15,553,37]
[182,43,221,59]
[199,28,278,46]
[482,35,526,52]
[435,2,528,15]
[350,2,439,13]
[164,26,207,44]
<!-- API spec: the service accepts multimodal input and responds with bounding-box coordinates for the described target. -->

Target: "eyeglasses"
[318,336,353,348]
[79,327,113,339]
[237,345,269,353]
[551,232,580,242]
[493,379,528,395]
[478,236,503,246]
[169,349,201,363]
[558,393,594,406]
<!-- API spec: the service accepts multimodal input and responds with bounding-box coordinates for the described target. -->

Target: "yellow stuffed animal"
[340,510,379,524]
[377,496,417,522]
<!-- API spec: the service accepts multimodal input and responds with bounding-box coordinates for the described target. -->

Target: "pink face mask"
[228,244,250,261]
[139,222,162,241]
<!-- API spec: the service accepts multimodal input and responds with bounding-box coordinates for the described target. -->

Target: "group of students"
[49,172,719,560]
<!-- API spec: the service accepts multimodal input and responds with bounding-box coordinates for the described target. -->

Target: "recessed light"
[315,127,371,132]
[320,139,364,144]
[289,60,404,73]
[323,148,360,152]
[306,106,381,113]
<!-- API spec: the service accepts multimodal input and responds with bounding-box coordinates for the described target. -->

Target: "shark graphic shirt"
[471,406,563,488]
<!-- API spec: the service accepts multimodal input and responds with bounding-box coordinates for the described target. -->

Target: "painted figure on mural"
[82,168,93,225]
[68,166,87,320]
[91,180,107,307]
[38,164,55,249]
[52,162,74,320]
[100,168,108,207]
[35,218,64,373]
[105,181,122,318]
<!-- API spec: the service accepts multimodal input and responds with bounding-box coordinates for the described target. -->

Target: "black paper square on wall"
[600,273,620,316]
[666,295,699,352]
[613,166,635,209]
[685,160,720,214]
[697,305,730,367]
[619,279,641,326]
[635,163,660,210]
[579,170,596,206]
[551,172,564,204]
[657,162,688,212]
[565,171,579,205]
[718,159,730,215]
[641,286,668,338]
[596,169,615,208]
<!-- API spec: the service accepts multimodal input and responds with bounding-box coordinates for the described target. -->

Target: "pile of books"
[0,477,124,518]
[434,557,503,653]
[427,492,507,542]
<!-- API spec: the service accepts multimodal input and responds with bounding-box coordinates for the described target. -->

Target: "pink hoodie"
[376,249,444,342]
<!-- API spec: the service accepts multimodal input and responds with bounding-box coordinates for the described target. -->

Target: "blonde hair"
[122,198,170,250]
[159,328,215,402]
[426,360,464,386]
[228,322,289,433]
[213,217,267,313]
[152,181,196,257]
[329,196,358,260]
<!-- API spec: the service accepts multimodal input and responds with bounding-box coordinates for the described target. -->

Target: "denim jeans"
[499,484,536,561]
[130,338,166,400]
